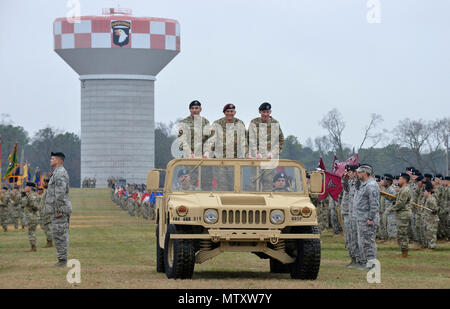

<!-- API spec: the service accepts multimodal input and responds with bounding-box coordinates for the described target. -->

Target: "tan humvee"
[147,158,325,280]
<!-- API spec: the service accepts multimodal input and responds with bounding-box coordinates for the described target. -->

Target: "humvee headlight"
[204,209,218,224]
[301,207,312,218]
[290,207,301,216]
[176,205,188,217]
[270,210,284,225]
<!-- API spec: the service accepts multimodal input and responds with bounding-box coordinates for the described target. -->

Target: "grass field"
[0,188,449,289]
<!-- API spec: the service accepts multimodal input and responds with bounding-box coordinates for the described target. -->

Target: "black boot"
[53,259,67,267]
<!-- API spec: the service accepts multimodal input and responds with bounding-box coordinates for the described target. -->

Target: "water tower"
[53,8,180,187]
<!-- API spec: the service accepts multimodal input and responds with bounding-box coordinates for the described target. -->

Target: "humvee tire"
[289,226,321,280]
[156,224,165,273]
[269,258,290,273]
[164,224,195,279]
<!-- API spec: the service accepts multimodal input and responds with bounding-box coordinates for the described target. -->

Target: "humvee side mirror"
[147,170,160,192]
[310,171,325,195]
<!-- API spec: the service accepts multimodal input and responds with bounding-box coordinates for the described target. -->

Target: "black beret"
[2,186,8,190]
[177,169,190,178]
[51,152,65,159]
[375,175,381,181]
[424,173,433,179]
[306,174,311,179]
[383,174,393,181]
[259,102,272,111]
[38,187,44,191]
[412,169,421,176]
[445,176,450,181]
[415,175,424,182]
[25,182,36,188]
[435,174,443,180]
[223,103,235,113]
[394,176,400,180]
[273,172,287,182]
[400,173,410,181]
[424,182,433,192]
[406,167,415,172]
[189,100,201,108]
[13,185,19,190]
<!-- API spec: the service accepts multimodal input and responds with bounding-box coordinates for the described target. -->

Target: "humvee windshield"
[171,163,304,193]
[172,165,235,192]
[241,166,304,193]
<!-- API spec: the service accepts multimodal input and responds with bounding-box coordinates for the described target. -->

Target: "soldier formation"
[109,181,157,221]
[309,164,450,270]
[82,177,96,188]
[0,152,72,267]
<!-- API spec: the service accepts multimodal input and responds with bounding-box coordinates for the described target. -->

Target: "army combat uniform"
[44,165,72,264]
[24,191,39,251]
[383,184,398,239]
[389,185,412,254]
[0,190,10,231]
[354,177,379,266]
[39,190,53,247]
[9,190,22,229]
[421,195,439,249]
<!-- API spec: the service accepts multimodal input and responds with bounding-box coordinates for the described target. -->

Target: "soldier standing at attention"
[44,152,72,267]
[387,173,412,258]
[382,174,398,241]
[10,185,21,229]
[421,182,439,250]
[39,178,53,248]
[0,186,9,232]
[178,100,211,158]
[24,182,40,252]
[206,104,247,191]
[354,164,379,270]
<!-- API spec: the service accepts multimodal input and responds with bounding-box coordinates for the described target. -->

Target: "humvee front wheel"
[288,226,321,280]
[156,224,165,273]
[164,225,195,279]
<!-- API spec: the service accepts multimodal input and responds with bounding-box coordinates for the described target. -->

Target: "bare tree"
[314,135,332,156]
[393,118,433,171]
[320,108,345,159]
[358,113,384,152]
[426,117,450,174]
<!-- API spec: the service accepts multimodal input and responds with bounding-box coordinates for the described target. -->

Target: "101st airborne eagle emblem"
[112,20,131,47]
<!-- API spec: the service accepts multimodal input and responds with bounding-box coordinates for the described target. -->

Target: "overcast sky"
[1,0,449,152]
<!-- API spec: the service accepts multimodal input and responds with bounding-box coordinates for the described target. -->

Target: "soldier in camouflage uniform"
[406,168,419,243]
[354,164,379,270]
[178,100,211,158]
[9,186,21,229]
[382,174,398,240]
[127,194,135,216]
[433,175,446,239]
[412,175,425,244]
[38,180,53,248]
[206,104,247,191]
[387,173,412,258]
[44,152,72,267]
[0,186,9,232]
[341,164,360,267]
[421,182,439,250]
[24,182,39,252]
[247,103,284,191]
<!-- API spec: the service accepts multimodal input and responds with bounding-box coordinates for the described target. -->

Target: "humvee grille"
[221,209,267,225]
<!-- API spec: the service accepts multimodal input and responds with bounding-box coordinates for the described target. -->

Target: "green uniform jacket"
[248,117,284,157]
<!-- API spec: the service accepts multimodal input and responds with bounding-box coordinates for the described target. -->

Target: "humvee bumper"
[170,228,320,242]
